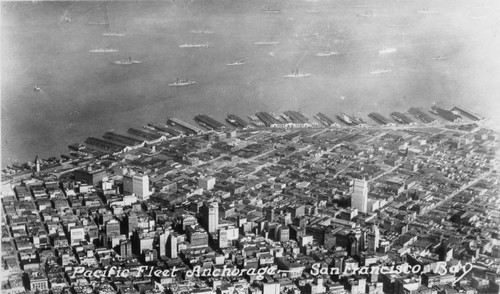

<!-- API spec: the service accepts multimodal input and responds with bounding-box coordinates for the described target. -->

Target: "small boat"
[34,85,41,92]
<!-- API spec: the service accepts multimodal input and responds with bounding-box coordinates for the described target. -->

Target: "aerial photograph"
[1,0,500,293]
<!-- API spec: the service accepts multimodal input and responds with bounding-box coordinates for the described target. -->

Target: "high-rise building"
[159,231,169,257]
[34,156,40,173]
[352,179,368,213]
[127,213,139,236]
[132,230,155,255]
[105,219,121,237]
[265,207,275,222]
[123,173,150,200]
[181,215,198,232]
[201,201,219,233]
[348,234,358,256]
[186,226,208,247]
[198,177,216,191]
[119,239,132,257]
[278,226,290,242]
[262,282,280,294]
[367,224,380,252]
[70,226,85,246]
[218,229,229,249]
[74,165,106,186]
[167,233,178,259]
[217,226,239,249]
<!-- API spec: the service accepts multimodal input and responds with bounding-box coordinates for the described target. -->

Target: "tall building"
[262,282,280,294]
[367,224,380,252]
[186,226,208,247]
[127,213,139,236]
[132,230,155,255]
[201,201,219,233]
[119,240,132,257]
[159,231,169,257]
[74,166,107,186]
[218,229,229,249]
[28,271,48,291]
[277,226,290,242]
[105,219,121,237]
[352,179,368,213]
[70,226,85,246]
[181,215,198,232]
[198,177,216,191]
[123,173,151,200]
[348,234,358,256]
[34,156,40,173]
[167,233,178,259]
[265,207,275,222]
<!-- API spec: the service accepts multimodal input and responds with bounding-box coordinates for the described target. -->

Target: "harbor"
[16,103,483,162]
[2,0,499,167]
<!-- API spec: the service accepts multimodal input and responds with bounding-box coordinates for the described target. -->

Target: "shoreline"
[2,104,492,182]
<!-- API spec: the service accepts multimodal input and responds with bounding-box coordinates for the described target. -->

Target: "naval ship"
[179,43,209,48]
[432,55,448,61]
[283,69,312,78]
[370,68,392,75]
[114,57,142,65]
[226,59,246,66]
[102,33,125,37]
[417,9,437,14]
[169,78,196,87]
[316,49,340,57]
[190,30,214,34]
[337,113,353,125]
[254,40,279,46]
[379,47,397,55]
[90,48,118,53]
[261,8,281,14]
[357,10,373,17]
[351,114,366,125]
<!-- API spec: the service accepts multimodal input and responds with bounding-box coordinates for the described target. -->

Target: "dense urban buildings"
[1,104,499,294]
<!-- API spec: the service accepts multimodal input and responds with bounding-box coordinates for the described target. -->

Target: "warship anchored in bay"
[283,69,312,78]
[169,78,196,87]
[179,43,209,48]
[114,57,142,65]
[89,48,118,53]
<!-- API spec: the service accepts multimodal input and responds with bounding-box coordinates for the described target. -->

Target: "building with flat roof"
[201,201,219,233]
[198,177,216,191]
[74,166,107,186]
[352,179,368,214]
[123,173,150,200]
